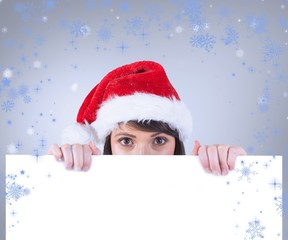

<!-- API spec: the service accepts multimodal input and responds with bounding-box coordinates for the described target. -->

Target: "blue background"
[1,0,287,238]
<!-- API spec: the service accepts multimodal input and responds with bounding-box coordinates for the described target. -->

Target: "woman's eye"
[154,137,167,145]
[119,138,133,146]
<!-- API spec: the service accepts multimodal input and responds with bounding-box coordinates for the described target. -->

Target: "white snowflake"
[191,22,209,32]
[71,22,91,37]
[245,219,265,239]
[42,16,48,22]
[2,100,14,112]
[80,25,91,37]
[192,24,200,32]
[33,60,42,69]
[70,83,78,92]
[204,23,210,30]
[23,95,32,104]
[26,128,34,136]
[7,143,18,154]
[274,196,282,216]
[263,41,282,62]
[222,26,239,45]
[175,26,184,33]
[190,33,216,52]
[6,182,30,202]
[257,96,269,106]
[236,161,257,182]
[236,49,245,58]
[3,68,13,78]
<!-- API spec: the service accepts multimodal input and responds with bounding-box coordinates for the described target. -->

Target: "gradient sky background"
[1,0,287,238]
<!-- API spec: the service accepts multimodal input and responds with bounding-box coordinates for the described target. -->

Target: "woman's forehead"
[112,123,167,137]
[114,123,149,133]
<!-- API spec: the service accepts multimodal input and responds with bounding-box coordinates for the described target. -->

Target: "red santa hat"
[62,60,192,148]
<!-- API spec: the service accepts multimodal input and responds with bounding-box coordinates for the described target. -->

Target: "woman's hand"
[48,141,100,171]
[192,140,246,176]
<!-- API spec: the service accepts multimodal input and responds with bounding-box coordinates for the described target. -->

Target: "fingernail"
[74,166,81,171]
[82,166,89,171]
[222,169,228,176]
[205,168,212,173]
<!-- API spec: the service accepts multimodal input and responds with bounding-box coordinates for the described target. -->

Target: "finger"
[198,146,211,173]
[227,146,247,170]
[82,145,93,171]
[217,145,230,176]
[48,144,63,161]
[61,144,74,170]
[71,144,84,171]
[47,144,54,155]
[89,141,101,155]
[207,145,221,175]
[191,140,201,155]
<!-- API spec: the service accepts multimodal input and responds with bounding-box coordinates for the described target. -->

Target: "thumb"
[89,141,101,155]
[192,140,201,155]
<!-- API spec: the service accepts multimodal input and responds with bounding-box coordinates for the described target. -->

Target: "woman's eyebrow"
[114,132,136,138]
[150,132,163,137]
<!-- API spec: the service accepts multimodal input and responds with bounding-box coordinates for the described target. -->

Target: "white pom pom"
[61,123,98,145]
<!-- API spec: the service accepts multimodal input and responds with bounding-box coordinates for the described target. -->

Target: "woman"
[49,60,246,175]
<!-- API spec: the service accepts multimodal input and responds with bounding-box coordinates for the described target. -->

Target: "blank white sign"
[6,155,282,240]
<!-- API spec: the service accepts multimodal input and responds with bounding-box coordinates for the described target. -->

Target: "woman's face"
[110,123,176,155]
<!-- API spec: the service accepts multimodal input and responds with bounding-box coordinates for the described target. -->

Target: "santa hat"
[62,60,192,149]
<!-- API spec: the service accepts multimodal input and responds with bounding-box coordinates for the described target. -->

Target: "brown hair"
[103,120,185,155]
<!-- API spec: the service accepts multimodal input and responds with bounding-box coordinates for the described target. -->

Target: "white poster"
[6,155,282,240]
